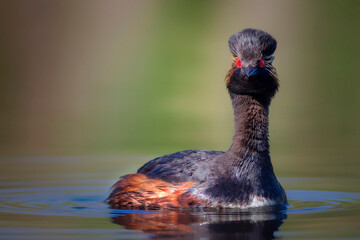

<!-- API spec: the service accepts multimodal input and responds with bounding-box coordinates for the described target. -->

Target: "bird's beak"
[242,67,258,77]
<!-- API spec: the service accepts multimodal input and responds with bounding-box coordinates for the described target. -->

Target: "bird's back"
[107,150,224,209]
[138,149,224,183]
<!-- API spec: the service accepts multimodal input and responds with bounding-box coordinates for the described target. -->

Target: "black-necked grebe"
[107,28,287,209]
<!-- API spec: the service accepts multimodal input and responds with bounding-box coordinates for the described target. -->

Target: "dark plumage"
[107,28,287,209]
[138,150,224,183]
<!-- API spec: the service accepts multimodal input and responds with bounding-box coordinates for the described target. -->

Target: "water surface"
[0,156,359,239]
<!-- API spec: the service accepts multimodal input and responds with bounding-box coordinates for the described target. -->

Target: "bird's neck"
[227,93,270,156]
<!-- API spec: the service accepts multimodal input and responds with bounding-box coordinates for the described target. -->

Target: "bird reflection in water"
[110,206,286,239]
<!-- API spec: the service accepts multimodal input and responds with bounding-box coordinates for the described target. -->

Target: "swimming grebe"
[107,28,287,209]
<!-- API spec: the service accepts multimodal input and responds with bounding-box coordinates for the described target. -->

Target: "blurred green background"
[0,0,359,178]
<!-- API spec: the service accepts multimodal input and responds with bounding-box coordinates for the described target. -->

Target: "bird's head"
[225,29,279,102]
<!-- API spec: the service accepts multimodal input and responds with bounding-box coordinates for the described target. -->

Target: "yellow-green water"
[0,156,359,239]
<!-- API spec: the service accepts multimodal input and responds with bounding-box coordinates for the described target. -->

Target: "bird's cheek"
[233,68,248,80]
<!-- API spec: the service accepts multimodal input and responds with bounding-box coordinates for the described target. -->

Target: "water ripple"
[0,179,358,218]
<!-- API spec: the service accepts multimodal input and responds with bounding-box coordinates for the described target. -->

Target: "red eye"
[259,59,265,67]
[237,59,242,67]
